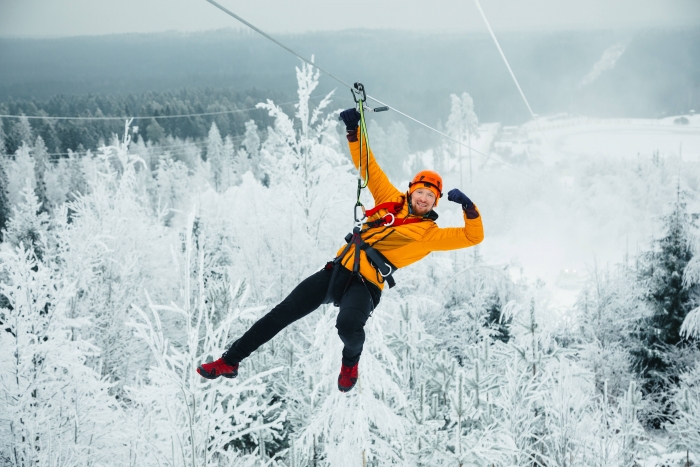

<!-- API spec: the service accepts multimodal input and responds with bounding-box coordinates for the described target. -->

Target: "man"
[197,108,484,392]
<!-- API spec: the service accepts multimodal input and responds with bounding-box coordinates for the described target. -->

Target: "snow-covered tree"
[258,59,350,232]
[5,144,36,208]
[145,117,166,143]
[576,262,647,399]
[0,118,7,154]
[446,92,479,185]
[56,123,177,393]
[0,244,124,466]
[155,152,190,224]
[632,191,699,425]
[125,209,285,466]
[666,362,700,466]
[240,119,261,181]
[0,156,9,237]
[207,122,226,192]
[3,179,50,258]
[10,116,33,153]
[366,120,411,183]
[42,156,72,211]
[293,303,409,466]
[32,136,49,211]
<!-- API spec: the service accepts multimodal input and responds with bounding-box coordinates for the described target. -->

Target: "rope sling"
[322,83,424,305]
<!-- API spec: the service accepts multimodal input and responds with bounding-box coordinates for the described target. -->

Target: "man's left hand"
[447,188,474,209]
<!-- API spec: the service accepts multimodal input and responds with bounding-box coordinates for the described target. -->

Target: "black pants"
[223,265,381,367]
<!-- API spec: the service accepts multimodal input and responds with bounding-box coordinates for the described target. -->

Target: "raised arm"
[419,205,484,252]
[340,109,402,204]
[419,189,484,252]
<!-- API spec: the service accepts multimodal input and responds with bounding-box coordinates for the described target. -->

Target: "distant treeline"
[2,28,699,130]
[0,87,294,155]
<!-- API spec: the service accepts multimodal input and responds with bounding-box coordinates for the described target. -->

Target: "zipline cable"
[204,0,354,91]
[473,0,551,147]
[203,0,538,179]
[473,0,536,122]
[0,96,330,121]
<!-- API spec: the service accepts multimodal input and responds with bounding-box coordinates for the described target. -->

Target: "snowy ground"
[533,114,700,163]
[482,114,700,314]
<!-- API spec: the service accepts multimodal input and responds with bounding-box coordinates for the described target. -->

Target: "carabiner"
[351,82,367,104]
[354,204,366,224]
[379,263,394,278]
[382,213,395,227]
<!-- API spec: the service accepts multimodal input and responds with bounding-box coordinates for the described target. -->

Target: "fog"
[1,27,698,129]
[2,0,699,37]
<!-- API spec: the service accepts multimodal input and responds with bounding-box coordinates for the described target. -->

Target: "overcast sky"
[1,0,699,38]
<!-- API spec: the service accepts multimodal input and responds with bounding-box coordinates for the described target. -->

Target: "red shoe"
[338,362,359,392]
[197,358,239,380]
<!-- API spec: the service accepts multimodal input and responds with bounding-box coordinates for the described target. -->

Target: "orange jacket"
[335,128,484,290]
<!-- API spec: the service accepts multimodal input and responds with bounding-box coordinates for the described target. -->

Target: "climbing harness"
[326,193,431,304]
[320,83,423,304]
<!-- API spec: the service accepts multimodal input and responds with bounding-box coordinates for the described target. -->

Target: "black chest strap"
[334,226,397,288]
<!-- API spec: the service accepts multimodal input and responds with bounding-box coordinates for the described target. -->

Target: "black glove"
[447,188,474,209]
[339,108,361,131]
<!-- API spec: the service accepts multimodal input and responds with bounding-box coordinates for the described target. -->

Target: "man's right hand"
[339,108,361,131]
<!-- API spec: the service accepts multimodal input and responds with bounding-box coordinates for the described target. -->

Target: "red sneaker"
[197,358,239,380]
[338,362,359,392]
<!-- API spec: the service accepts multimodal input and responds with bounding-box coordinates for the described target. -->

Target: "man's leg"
[335,281,374,367]
[223,269,330,365]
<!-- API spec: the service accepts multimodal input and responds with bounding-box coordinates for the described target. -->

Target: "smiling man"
[197,108,484,392]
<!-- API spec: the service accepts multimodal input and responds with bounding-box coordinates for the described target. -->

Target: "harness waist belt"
[340,229,397,288]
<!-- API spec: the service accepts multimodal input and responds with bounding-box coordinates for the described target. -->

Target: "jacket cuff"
[346,128,358,142]
[463,205,480,219]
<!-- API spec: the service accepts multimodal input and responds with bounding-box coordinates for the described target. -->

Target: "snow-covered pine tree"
[5,143,36,209]
[145,117,166,144]
[223,134,237,186]
[3,179,50,259]
[0,243,124,466]
[41,154,72,211]
[576,261,647,399]
[632,190,699,426]
[237,119,262,182]
[294,302,408,467]
[366,120,410,183]
[0,155,9,237]
[32,136,49,212]
[56,124,178,395]
[9,116,33,154]
[155,152,190,225]
[496,296,556,465]
[66,149,88,205]
[446,92,479,185]
[207,122,226,192]
[666,362,700,466]
[253,58,352,295]
[125,209,285,466]
[429,264,514,364]
[0,118,7,155]
[540,360,594,466]
[257,58,350,239]
[443,340,514,467]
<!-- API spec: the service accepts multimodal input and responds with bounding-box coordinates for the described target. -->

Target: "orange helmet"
[408,170,443,207]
